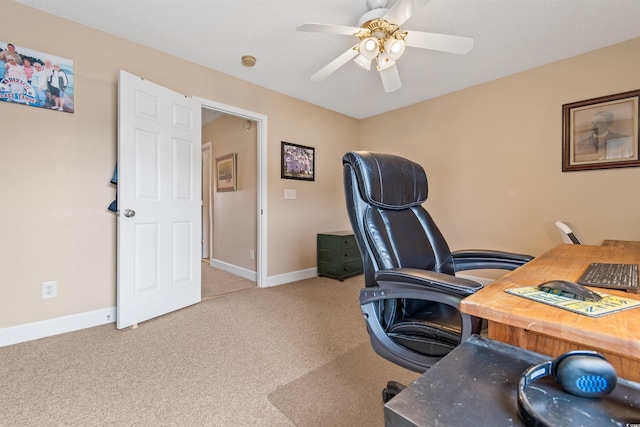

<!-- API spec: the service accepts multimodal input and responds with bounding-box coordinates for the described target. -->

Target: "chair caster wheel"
[382,381,406,402]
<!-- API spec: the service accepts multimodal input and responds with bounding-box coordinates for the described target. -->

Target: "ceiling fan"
[296,0,473,93]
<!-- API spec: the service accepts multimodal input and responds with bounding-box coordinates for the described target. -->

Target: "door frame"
[196,97,267,288]
[201,142,211,259]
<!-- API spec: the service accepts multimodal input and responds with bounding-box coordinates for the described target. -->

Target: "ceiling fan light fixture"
[359,37,380,60]
[384,38,406,61]
[297,0,474,93]
[354,54,373,70]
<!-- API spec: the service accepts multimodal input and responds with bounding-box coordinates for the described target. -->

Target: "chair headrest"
[343,151,428,209]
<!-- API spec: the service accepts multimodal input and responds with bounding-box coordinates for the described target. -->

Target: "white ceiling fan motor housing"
[367,0,388,9]
[359,0,390,26]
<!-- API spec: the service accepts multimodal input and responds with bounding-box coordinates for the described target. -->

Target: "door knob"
[123,209,136,218]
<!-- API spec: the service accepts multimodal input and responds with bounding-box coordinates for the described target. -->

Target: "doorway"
[197,98,267,289]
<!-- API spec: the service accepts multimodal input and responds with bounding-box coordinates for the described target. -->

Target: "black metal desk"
[385,335,640,427]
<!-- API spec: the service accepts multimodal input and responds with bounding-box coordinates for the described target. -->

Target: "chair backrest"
[555,220,583,244]
[343,151,455,287]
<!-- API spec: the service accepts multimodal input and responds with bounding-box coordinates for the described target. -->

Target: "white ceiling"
[13,0,640,119]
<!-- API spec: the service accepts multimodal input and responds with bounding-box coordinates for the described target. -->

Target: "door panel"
[117,70,201,329]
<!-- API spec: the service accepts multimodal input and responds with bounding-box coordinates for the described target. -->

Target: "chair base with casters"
[381,380,406,402]
[342,151,533,402]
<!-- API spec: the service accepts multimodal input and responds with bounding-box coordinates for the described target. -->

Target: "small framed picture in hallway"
[216,153,237,192]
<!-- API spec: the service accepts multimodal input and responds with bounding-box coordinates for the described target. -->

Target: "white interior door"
[117,70,201,329]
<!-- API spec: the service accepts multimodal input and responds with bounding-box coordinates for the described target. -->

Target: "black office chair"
[343,151,533,401]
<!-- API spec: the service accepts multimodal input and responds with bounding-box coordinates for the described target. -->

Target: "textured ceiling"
[13,0,640,119]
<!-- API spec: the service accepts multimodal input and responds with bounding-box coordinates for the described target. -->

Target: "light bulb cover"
[384,38,406,61]
[354,55,373,70]
[359,37,380,60]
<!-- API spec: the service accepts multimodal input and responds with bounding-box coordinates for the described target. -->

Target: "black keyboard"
[577,263,639,294]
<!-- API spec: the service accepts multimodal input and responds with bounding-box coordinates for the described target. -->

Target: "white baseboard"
[265,268,318,288]
[208,259,317,288]
[0,265,317,347]
[0,307,116,347]
[209,258,257,282]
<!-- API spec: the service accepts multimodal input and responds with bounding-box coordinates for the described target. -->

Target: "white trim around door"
[195,97,267,288]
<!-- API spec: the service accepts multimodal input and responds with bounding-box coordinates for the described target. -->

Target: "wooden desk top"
[602,239,640,250]
[460,244,640,360]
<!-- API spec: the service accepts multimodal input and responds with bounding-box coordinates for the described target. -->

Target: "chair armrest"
[374,268,483,297]
[451,249,533,271]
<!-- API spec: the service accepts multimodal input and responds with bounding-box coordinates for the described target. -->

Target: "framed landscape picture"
[216,153,237,192]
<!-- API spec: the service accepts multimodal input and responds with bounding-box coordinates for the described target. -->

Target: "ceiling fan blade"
[382,0,429,27]
[404,30,474,54]
[311,45,359,82]
[379,64,402,93]
[296,23,361,36]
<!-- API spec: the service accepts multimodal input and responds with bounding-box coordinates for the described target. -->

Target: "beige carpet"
[201,259,255,299]
[0,274,421,426]
[268,342,419,427]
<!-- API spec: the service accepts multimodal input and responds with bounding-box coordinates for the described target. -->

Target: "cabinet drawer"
[342,246,361,261]
[318,258,363,280]
[318,236,357,250]
[319,248,360,263]
[342,258,363,274]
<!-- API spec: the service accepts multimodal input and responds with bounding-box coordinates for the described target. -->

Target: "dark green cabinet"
[317,231,363,281]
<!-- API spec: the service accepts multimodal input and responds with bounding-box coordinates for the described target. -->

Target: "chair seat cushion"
[388,322,458,356]
[387,303,462,357]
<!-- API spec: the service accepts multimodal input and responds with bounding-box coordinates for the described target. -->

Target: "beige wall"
[363,37,640,257]
[0,1,359,329]
[203,115,257,271]
[1,0,639,334]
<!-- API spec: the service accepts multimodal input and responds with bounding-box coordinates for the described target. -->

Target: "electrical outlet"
[250,249,255,260]
[42,281,57,299]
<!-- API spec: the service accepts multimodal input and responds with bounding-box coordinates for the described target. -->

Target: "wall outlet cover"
[42,281,57,299]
